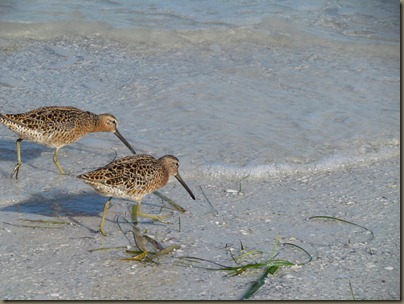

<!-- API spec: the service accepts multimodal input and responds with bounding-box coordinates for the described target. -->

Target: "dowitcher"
[0,106,136,178]
[77,154,195,235]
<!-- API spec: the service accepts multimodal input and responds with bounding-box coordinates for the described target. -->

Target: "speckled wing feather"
[78,155,168,199]
[0,106,97,147]
[0,112,47,140]
[0,113,28,130]
[9,106,95,131]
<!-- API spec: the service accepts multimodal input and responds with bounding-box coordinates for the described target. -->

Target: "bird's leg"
[132,200,171,223]
[53,147,65,174]
[10,138,23,179]
[131,204,138,224]
[99,197,112,236]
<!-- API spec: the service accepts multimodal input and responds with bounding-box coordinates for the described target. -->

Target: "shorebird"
[77,154,195,235]
[0,106,136,178]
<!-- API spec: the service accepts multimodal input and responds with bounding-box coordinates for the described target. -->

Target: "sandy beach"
[0,154,399,300]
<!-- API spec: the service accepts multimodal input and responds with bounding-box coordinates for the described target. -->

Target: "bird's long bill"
[175,173,196,200]
[114,129,136,154]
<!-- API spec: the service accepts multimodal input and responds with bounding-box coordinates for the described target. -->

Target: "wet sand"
[0,154,399,300]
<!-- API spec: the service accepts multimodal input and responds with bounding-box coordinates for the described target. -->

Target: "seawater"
[0,0,399,179]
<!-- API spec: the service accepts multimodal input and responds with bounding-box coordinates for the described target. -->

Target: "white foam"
[200,143,400,179]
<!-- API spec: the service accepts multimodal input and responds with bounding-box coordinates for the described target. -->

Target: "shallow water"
[0,0,399,179]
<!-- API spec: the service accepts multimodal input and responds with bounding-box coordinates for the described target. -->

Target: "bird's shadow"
[0,191,169,233]
[0,192,104,217]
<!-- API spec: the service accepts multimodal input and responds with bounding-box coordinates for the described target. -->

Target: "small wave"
[0,19,320,49]
[199,143,399,179]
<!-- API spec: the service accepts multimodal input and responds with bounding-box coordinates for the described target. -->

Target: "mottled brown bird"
[0,106,136,178]
[77,154,195,235]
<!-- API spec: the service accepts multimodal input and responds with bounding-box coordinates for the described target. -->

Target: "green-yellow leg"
[131,200,171,223]
[53,148,65,174]
[131,204,138,223]
[99,197,112,236]
[131,250,148,261]
[10,138,23,179]
[121,250,149,261]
